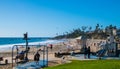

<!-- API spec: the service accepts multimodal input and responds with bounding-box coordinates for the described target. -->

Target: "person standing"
[84,46,87,59]
[87,46,91,59]
[50,44,53,51]
[34,52,40,65]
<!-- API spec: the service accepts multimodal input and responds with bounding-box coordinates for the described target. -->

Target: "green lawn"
[45,60,120,69]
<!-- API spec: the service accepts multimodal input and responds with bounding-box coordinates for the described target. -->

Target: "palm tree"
[81,26,87,35]
[88,26,92,32]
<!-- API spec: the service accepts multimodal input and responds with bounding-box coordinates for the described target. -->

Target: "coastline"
[0,38,79,69]
[0,39,66,52]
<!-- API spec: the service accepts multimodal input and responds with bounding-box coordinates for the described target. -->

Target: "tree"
[95,24,99,31]
[88,26,92,32]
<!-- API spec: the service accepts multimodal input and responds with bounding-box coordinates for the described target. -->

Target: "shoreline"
[0,39,66,52]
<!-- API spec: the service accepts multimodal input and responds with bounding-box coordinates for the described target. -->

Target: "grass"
[45,60,120,69]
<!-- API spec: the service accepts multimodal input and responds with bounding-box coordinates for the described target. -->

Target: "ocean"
[0,37,65,52]
[0,37,49,45]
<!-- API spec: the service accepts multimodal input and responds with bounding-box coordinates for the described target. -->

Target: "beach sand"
[0,39,79,69]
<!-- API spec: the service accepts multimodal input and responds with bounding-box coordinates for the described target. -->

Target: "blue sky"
[0,0,120,37]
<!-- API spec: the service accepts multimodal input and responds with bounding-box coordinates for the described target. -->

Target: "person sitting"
[16,51,25,60]
[57,51,61,57]
[55,52,57,57]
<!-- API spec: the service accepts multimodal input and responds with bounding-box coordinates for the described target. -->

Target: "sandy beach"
[0,39,79,69]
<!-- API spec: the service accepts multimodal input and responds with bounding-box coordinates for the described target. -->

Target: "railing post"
[47,46,48,67]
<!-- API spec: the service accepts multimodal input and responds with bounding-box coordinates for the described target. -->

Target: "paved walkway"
[71,54,120,60]
[13,60,47,69]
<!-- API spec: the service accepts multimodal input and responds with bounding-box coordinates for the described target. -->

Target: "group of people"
[84,46,91,59]
[15,47,41,64]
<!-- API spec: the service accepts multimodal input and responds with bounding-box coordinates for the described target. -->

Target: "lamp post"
[23,32,28,61]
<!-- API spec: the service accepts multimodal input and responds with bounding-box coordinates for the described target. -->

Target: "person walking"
[34,51,40,65]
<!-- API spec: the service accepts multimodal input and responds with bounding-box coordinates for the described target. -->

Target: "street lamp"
[23,32,28,61]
